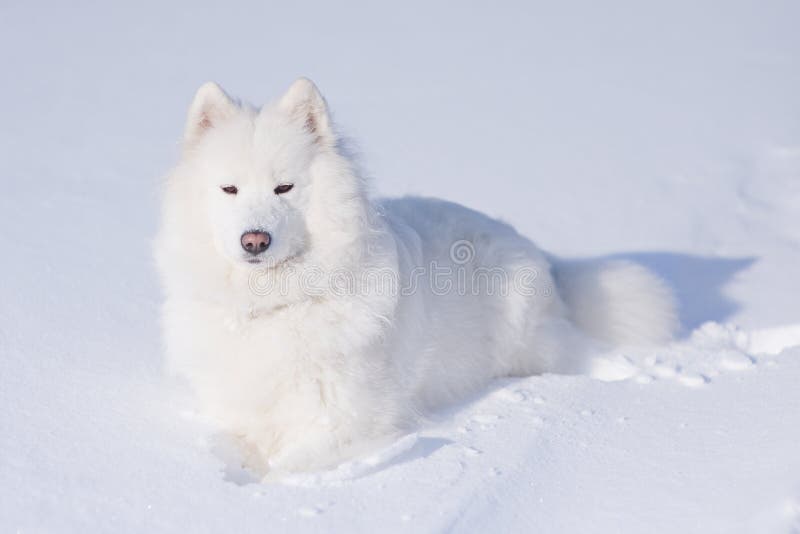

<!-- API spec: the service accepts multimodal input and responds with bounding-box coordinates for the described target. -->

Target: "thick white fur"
[155,78,677,476]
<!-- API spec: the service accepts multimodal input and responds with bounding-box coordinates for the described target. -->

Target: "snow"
[1,1,799,532]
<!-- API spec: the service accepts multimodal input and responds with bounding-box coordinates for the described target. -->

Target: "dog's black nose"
[241,231,271,254]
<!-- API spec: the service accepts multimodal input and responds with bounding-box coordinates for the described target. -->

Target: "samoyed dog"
[155,78,676,476]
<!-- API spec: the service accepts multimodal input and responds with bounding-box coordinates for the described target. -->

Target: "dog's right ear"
[183,82,238,150]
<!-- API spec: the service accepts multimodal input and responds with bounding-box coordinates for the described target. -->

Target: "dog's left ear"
[279,78,334,145]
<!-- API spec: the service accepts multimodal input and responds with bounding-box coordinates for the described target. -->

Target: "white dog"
[155,78,676,476]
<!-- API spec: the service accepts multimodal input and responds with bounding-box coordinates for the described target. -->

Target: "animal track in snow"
[651,363,679,379]
[493,388,529,403]
[676,373,709,387]
[719,351,756,371]
[471,414,500,425]
[296,506,324,517]
[462,446,482,457]
[587,322,797,390]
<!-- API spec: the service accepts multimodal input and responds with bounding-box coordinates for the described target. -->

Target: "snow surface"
[1,2,799,532]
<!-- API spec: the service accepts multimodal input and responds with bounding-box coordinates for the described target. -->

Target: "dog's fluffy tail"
[553,259,678,346]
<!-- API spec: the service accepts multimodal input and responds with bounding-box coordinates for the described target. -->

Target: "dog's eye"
[274,183,294,195]
[221,185,238,195]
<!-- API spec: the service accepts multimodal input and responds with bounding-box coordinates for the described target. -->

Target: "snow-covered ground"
[1,2,799,532]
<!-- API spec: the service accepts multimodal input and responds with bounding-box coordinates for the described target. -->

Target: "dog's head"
[175,78,357,270]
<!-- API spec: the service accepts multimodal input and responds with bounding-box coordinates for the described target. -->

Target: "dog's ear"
[278,78,334,145]
[183,82,238,150]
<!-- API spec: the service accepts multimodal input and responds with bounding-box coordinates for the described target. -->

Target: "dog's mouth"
[244,253,298,268]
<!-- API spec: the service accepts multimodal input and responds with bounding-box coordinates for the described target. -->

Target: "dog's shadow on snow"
[210,432,453,487]
[602,251,756,332]
[383,436,453,467]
